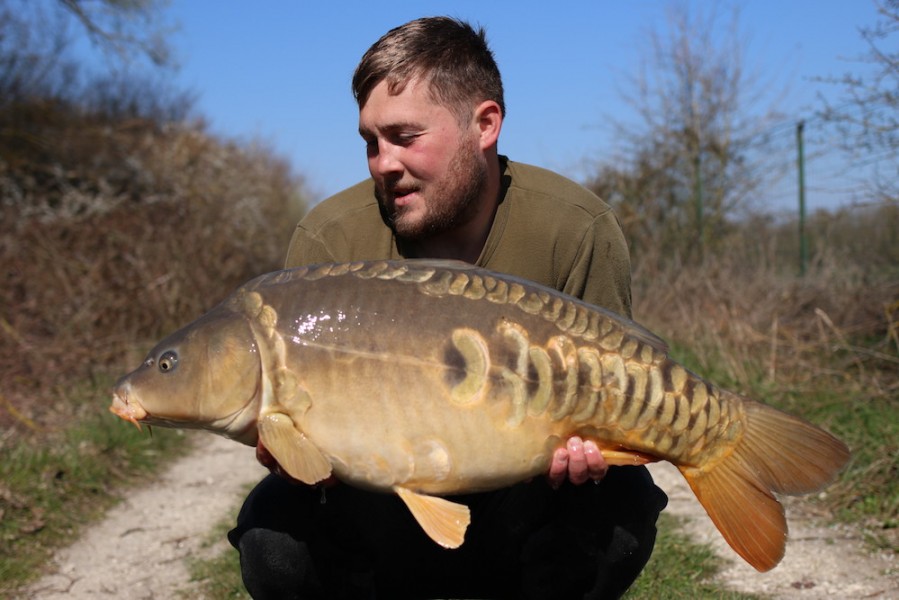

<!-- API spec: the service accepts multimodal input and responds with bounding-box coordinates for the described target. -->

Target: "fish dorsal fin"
[393,486,470,549]
[257,412,332,484]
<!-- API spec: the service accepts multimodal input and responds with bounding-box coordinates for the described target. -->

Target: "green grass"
[180,493,250,599]
[625,514,761,599]
[0,380,190,597]
[798,386,899,551]
[667,341,899,553]
[184,541,249,600]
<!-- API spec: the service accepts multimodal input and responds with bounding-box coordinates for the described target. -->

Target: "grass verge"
[181,502,250,599]
[625,514,761,599]
[0,378,190,597]
[666,341,898,553]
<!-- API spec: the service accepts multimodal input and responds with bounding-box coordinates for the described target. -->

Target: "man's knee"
[229,477,379,599]
[227,476,321,599]
[234,527,318,600]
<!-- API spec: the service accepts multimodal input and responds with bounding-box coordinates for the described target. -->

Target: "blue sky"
[164,1,882,211]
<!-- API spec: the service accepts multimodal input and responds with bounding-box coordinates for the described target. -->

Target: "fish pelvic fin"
[598,448,659,466]
[393,486,471,549]
[257,412,332,484]
[679,397,850,572]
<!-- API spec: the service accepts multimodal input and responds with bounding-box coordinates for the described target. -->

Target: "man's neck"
[410,225,492,264]
[405,154,502,264]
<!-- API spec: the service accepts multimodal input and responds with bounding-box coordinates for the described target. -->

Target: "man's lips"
[388,187,420,207]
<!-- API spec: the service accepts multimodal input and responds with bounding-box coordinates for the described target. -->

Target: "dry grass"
[0,102,306,442]
[634,254,897,393]
[0,99,308,592]
[632,226,899,549]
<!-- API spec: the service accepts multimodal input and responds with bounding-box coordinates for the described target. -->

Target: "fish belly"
[297,356,561,495]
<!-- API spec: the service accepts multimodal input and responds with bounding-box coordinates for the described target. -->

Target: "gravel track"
[648,462,898,599]
[26,435,265,599]
[24,437,898,599]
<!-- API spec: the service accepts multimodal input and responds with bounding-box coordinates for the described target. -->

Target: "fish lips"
[109,381,148,430]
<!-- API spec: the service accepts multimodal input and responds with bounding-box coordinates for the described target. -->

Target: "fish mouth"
[109,384,148,430]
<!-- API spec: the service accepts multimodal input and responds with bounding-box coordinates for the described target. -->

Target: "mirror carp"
[110,259,850,572]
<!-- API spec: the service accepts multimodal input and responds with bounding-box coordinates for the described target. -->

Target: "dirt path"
[26,434,266,599]
[648,462,898,599]
[25,438,897,599]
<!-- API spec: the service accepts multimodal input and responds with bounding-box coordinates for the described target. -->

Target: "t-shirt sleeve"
[284,225,337,268]
[282,179,387,268]
[561,209,633,319]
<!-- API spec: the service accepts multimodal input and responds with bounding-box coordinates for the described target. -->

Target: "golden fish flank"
[406,263,745,462]
[441,316,739,464]
[109,259,850,572]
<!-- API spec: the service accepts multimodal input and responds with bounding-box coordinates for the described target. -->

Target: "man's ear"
[473,100,502,150]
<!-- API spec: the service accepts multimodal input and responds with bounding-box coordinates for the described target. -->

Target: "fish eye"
[158,350,179,373]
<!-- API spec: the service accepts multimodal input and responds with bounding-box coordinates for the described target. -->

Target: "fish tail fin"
[679,397,850,572]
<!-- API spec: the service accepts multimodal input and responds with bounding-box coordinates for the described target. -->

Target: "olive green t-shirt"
[285,157,632,318]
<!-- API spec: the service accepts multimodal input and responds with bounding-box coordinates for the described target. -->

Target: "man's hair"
[352,16,505,122]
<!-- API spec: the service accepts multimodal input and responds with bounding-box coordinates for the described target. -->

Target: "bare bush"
[592,3,789,263]
[1,112,306,438]
[816,0,899,199]
[631,203,899,398]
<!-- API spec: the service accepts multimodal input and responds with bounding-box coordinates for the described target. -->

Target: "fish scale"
[110,258,849,572]
[436,295,734,466]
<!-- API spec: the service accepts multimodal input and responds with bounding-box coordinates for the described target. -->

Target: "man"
[229,16,667,599]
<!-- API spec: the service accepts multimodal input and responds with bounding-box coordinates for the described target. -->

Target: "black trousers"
[228,466,667,600]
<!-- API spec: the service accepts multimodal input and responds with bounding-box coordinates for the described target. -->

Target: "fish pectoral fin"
[598,448,659,466]
[393,486,470,549]
[257,412,332,484]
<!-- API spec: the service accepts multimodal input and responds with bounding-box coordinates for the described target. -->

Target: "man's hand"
[548,436,608,489]
[256,440,339,487]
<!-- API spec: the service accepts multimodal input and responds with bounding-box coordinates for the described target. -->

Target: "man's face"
[358,79,487,240]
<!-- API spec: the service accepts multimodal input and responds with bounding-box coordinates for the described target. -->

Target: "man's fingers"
[548,447,569,489]
[583,440,609,481]
[547,438,610,489]
[566,437,590,485]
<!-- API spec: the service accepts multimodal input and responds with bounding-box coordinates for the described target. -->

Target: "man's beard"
[376,135,488,241]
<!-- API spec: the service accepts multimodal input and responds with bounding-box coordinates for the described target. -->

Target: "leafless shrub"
[0,110,306,439]
[632,213,899,401]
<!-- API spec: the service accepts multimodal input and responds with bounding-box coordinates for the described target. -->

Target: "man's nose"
[372,140,403,177]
